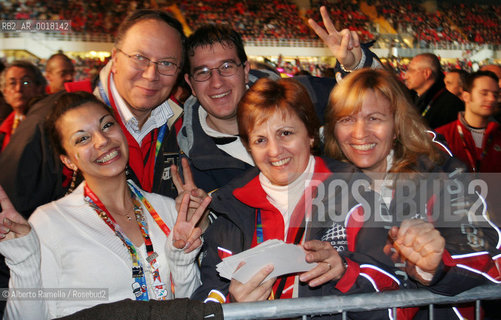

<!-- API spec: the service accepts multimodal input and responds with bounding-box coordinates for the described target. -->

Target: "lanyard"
[255,209,306,245]
[128,182,171,237]
[97,79,111,106]
[11,114,25,134]
[254,174,323,300]
[128,181,175,297]
[421,88,445,117]
[101,75,168,178]
[155,124,167,164]
[255,207,306,300]
[84,183,170,300]
[256,209,264,244]
[457,124,492,172]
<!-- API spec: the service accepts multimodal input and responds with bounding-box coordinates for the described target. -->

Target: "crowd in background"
[1,0,500,46]
[0,2,500,320]
[1,0,499,81]
[0,0,150,34]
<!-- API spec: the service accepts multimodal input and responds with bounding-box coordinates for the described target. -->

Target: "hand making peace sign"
[171,157,211,232]
[308,6,363,70]
[173,192,211,253]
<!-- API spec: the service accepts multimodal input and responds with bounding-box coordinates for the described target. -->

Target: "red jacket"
[436,114,501,172]
[0,111,16,152]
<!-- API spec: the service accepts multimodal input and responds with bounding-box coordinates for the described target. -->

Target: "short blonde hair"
[324,68,441,173]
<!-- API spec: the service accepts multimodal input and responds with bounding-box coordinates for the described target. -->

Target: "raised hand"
[171,157,210,231]
[173,192,211,253]
[229,262,275,302]
[308,6,362,70]
[384,219,445,285]
[299,240,346,287]
[0,185,31,241]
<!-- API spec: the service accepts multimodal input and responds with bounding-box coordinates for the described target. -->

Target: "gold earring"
[67,169,77,195]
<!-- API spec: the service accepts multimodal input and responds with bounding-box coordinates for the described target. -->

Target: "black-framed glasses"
[191,61,244,82]
[116,47,180,76]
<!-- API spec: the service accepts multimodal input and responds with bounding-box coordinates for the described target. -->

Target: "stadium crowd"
[1,0,500,46]
[0,1,500,320]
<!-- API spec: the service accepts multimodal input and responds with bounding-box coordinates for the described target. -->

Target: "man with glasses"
[403,53,464,129]
[179,20,381,194]
[93,9,185,198]
[0,12,185,317]
[0,61,12,124]
[0,60,46,316]
[178,24,257,194]
[0,60,46,152]
[0,10,185,220]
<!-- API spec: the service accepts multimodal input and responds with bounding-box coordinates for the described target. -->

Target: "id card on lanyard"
[84,182,172,300]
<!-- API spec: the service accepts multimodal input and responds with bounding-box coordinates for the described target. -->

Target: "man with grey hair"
[404,53,464,129]
[0,11,187,317]
[0,60,45,151]
[0,61,12,124]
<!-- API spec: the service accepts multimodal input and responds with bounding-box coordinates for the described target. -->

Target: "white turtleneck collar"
[259,155,316,241]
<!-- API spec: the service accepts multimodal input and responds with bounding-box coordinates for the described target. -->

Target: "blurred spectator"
[0,61,12,124]
[403,53,464,129]
[436,71,501,172]
[480,64,501,88]
[444,68,468,100]
[249,60,281,78]
[0,61,46,152]
[1,0,500,47]
[45,53,76,94]
[480,64,501,122]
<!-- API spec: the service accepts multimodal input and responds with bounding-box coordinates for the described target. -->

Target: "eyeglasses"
[116,47,180,76]
[6,79,34,89]
[191,61,244,82]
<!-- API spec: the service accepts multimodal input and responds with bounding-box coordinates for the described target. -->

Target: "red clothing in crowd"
[436,113,501,172]
[0,112,22,152]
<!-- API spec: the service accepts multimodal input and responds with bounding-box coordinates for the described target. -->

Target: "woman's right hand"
[384,219,444,285]
[0,185,31,241]
[299,240,347,287]
[229,263,275,302]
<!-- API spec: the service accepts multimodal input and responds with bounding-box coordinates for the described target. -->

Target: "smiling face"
[334,90,396,173]
[185,42,250,124]
[248,110,313,186]
[111,19,183,124]
[57,102,129,184]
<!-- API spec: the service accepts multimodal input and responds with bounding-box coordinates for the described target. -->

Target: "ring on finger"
[325,262,332,270]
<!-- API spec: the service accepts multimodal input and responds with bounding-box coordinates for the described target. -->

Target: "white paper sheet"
[216,240,317,283]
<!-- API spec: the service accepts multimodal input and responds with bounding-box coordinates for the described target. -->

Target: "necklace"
[114,205,134,221]
[116,212,133,221]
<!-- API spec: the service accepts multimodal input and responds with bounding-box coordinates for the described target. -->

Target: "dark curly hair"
[45,91,112,156]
